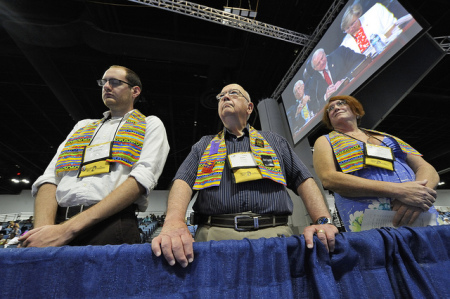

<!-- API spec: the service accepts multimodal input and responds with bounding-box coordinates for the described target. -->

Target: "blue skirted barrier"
[1,226,449,298]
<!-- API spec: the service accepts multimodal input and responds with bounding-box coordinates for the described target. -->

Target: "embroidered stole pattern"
[55,110,146,175]
[329,129,421,173]
[193,127,286,190]
[192,130,227,190]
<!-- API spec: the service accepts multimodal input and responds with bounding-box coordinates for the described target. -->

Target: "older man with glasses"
[19,65,170,247]
[152,83,337,268]
[307,46,366,106]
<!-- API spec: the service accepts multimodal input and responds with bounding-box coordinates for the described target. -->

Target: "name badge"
[77,142,113,178]
[228,152,257,169]
[232,167,263,183]
[364,143,394,171]
[365,143,393,161]
[83,142,113,163]
[78,160,111,178]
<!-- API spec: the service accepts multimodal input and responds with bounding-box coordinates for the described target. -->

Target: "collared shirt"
[174,126,312,215]
[32,110,170,211]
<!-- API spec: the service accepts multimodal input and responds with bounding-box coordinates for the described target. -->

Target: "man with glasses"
[152,83,337,268]
[19,65,170,247]
[293,80,313,129]
[307,46,365,106]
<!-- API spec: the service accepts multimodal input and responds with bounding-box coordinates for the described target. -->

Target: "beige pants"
[194,225,294,242]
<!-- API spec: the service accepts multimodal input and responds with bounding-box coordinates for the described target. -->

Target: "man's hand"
[151,220,194,268]
[325,85,337,100]
[18,224,73,248]
[394,180,436,211]
[303,224,338,252]
[325,79,346,100]
[295,103,304,116]
[391,200,423,227]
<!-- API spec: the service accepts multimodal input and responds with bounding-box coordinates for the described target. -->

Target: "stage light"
[223,6,257,18]
[10,177,30,184]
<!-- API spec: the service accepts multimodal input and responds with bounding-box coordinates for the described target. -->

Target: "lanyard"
[88,115,124,146]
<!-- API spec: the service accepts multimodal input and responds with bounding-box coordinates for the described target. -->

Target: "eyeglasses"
[97,78,133,87]
[326,100,347,113]
[216,89,249,102]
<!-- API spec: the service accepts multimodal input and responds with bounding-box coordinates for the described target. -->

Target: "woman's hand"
[393,180,436,211]
[391,200,423,226]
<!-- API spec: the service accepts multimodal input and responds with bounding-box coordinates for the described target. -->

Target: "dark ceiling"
[1,0,449,195]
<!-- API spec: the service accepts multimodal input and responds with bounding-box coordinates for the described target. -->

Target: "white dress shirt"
[32,110,170,212]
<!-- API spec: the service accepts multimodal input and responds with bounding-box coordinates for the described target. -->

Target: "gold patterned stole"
[193,126,286,190]
[55,110,146,175]
[329,129,421,173]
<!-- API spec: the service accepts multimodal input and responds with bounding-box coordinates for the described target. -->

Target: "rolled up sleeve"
[130,116,170,195]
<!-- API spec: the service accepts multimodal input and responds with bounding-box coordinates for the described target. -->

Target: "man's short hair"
[109,65,142,104]
[311,48,325,69]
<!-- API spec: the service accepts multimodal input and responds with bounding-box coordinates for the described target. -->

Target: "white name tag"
[83,142,112,163]
[228,152,257,169]
[365,143,393,161]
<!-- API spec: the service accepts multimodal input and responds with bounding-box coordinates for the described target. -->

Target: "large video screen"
[281,0,423,144]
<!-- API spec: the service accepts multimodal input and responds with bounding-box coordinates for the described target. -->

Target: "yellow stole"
[329,129,421,173]
[193,126,286,190]
[55,110,146,175]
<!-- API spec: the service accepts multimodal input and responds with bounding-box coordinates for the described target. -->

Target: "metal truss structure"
[128,0,347,100]
[434,36,450,54]
[128,0,315,46]
[271,0,346,100]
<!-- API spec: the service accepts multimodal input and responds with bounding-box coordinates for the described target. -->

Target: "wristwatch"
[315,217,332,225]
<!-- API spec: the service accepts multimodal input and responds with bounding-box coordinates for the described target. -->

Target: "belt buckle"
[234,215,259,231]
[65,205,84,220]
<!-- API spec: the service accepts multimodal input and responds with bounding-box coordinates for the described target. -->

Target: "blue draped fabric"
[1,226,449,298]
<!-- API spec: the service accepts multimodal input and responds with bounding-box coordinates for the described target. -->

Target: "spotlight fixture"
[224,6,257,18]
[10,178,30,184]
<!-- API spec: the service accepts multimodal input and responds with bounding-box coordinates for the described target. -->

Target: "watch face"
[317,217,331,224]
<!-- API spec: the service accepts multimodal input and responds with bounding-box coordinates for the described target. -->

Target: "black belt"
[56,204,137,222]
[192,213,289,231]
[57,204,94,221]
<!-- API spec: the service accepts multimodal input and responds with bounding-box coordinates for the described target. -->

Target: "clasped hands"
[391,179,437,227]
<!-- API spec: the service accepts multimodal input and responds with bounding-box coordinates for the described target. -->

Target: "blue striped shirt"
[174,127,313,215]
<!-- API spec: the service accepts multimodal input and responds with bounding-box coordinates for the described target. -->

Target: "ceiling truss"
[128,0,314,46]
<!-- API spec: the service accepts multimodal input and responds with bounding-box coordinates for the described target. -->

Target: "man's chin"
[103,98,116,106]
[220,108,235,117]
